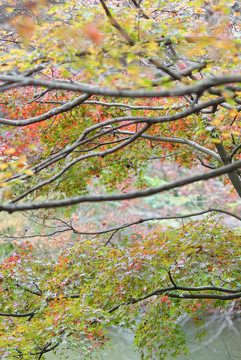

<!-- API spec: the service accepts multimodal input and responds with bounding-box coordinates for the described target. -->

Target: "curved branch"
[115,129,221,161]
[108,287,241,314]
[230,143,241,161]
[36,341,61,359]
[11,123,150,202]
[8,120,138,184]
[2,208,240,241]
[197,156,216,169]
[35,99,185,111]
[215,141,241,197]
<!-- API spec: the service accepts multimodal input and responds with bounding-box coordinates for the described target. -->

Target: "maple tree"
[0,0,241,359]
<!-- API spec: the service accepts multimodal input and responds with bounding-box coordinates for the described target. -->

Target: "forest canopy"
[0,1,241,359]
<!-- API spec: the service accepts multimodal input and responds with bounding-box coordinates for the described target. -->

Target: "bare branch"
[1,208,239,241]
[1,74,241,98]
[129,0,150,19]
[11,123,150,202]
[115,129,221,161]
[1,159,241,213]
[0,93,91,126]
[230,143,241,161]
[0,310,37,318]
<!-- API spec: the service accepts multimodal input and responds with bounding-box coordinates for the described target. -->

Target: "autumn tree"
[0,0,241,359]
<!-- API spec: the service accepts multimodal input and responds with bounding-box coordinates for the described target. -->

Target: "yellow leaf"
[229,109,238,117]
[212,119,221,125]
[211,138,221,144]
[4,148,15,155]
[24,169,34,176]
[4,7,13,12]
[2,190,12,199]
[231,130,240,136]
[0,171,12,179]
[18,154,27,163]
[222,133,230,139]
[0,163,8,170]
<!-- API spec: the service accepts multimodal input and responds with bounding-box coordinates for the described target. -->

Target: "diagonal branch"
[114,129,221,161]
[99,0,135,46]
[11,123,150,202]
[215,140,241,198]
[129,0,150,19]
[0,93,91,126]
[230,143,241,161]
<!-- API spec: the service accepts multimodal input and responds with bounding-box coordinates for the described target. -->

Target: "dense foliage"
[0,219,240,359]
[0,0,241,359]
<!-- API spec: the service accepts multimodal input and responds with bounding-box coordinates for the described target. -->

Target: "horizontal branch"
[48,284,241,315]
[35,99,184,110]
[108,287,241,314]
[1,159,241,212]
[0,309,36,318]
[1,74,241,98]
[1,228,71,240]
[73,208,241,238]
[166,292,241,300]
[1,208,239,242]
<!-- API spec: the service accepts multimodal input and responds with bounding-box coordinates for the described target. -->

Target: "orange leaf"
[84,24,102,44]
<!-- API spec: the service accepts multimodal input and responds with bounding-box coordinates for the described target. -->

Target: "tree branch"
[2,159,241,213]
[7,97,225,187]
[107,286,241,314]
[0,93,91,126]
[34,99,185,111]
[1,208,239,241]
[230,143,241,161]
[1,74,241,98]
[99,0,135,46]
[129,0,150,19]
[11,123,150,202]
[0,309,37,318]
[115,129,221,161]
[215,140,241,197]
